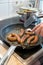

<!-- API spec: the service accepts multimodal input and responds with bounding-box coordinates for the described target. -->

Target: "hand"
[32,23,43,37]
[33,60,41,65]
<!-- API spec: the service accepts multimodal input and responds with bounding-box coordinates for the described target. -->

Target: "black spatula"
[24,14,37,27]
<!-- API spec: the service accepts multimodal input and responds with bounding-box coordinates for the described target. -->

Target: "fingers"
[34,26,41,35]
[40,28,43,37]
[32,23,40,32]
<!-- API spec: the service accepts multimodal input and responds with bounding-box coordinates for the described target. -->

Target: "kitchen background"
[0,0,43,20]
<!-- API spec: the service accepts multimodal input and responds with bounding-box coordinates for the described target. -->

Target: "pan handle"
[0,45,16,65]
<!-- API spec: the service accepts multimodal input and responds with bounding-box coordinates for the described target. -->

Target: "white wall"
[39,0,43,11]
[0,0,25,19]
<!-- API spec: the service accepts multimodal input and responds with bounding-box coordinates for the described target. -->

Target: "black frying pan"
[1,23,42,49]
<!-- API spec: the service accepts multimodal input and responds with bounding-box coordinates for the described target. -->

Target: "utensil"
[24,13,38,27]
[0,45,15,65]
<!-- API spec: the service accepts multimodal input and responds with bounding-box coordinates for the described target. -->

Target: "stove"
[14,44,43,65]
[1,40,43,65]
[1,39,43,65]
[15,45,42,59]
[0,17,43,65]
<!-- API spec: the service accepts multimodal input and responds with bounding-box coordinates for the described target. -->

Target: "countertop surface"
[0,13,21,21]
[0,44,23,65]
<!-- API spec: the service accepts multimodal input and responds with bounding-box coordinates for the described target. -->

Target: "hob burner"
[15,45,42,59]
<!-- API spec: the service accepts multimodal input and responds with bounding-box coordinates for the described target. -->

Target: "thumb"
[32,24,40,32]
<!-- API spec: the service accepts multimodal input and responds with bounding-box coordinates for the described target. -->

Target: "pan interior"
[1,23,42,48]
[2,24,25,46]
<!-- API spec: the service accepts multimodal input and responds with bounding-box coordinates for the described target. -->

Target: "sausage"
[7,33,16,42]
[12,33,21,43]
[31,35,38,44]
[18,29,25,37]
[21,34,30,43]
[27,36,35,44]
[25,31,35,35]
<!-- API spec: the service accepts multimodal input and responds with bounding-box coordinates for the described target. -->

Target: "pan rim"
[0,23,42,48]
[0,23,24,45]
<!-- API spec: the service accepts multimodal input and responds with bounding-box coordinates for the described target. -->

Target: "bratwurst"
[7,28,38,46]
[25,31,35,35]
[31,35,38,44]
[7,33,16,42]
[21,34,30,43]
[27,36,35,44]
[18,29,25,37]
[27,35,38,45]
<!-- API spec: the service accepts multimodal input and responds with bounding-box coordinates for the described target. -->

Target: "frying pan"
[1,23,42,49]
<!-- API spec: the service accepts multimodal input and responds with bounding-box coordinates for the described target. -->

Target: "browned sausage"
[12,33,21,43]
[7,33,16,42]
[18,29,25,37]
[21,34,30,43]
[31,35,38,44]
[25,31,34,35]
[27,36,35,44]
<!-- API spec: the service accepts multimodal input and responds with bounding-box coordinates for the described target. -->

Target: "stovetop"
[0,17,43,65]
[15,45,42,59]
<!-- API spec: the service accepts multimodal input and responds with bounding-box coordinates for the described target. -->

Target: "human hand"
[32,23,43,37]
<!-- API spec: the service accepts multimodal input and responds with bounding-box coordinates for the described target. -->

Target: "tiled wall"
[0,0,12,18]
[0,0,25,18]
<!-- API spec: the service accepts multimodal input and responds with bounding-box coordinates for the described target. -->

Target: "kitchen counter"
[0,13,21,21]
[0,44,23,65]
[0,41,43,65]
